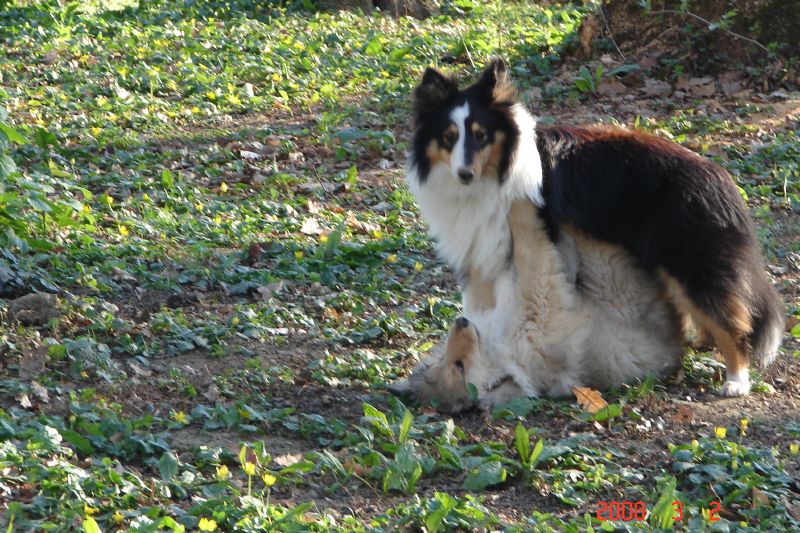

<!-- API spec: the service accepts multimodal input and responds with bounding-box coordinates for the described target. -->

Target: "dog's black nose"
[455,316,470,329]
[457,168,474,183]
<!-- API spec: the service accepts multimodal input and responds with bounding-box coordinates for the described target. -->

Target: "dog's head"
[410,58,520,187]
[391,316,529,413]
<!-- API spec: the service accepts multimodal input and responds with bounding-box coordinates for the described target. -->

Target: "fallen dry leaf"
[128,361,152,377]
[571,386,608,414]
[346,213,379,235]
[752,487,770,508]
[786,500,800,521]
[203,385,221,402]
[642,78,671,97]
[9,293,59,326]
[306,199,321,214]
[240,150,261,162]
[597,80,626,96]
[689,83,716,98]
[673,405,694,424]
[274,453,304,467]
[721,80,744,96]
[30,382,49,403]
[112,266,137,283]
[19,345,48,380]
[16,393,32,409]
[300,217,323,235]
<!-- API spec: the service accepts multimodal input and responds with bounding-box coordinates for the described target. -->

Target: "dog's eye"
[454,360,464,372]
[474,130,486,143]
[443,129,457,145]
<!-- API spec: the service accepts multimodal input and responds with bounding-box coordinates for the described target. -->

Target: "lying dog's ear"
[478,373,532,411]
[413,68,458,124]
[476,58,516,105]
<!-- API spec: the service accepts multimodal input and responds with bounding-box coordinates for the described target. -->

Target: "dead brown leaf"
[128,361,152,377]
[203,385,221,403]
[752,487,770,508]
[571,386,608,414]
[274,453,304,467]
[306,199,321,214]
[19,345,48,380]
[642,79,671,97]
[345,213,379,235]
[112,266,137,283]
[597,80,626,96]
[787,500,800,521]
[16,393,32,409]
[721,80,744,96]
[30,381,49,403]
[673,405,694,424]
[8,293,59,326]
[689,83,716,98]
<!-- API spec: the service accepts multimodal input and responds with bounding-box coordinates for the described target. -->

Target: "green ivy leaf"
[158,450,179,482]
[0,122,27,144]
[463,460,507,490]
[60,429,95,456]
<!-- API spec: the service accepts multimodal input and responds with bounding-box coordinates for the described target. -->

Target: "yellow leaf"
[571,386,607,414]
[198,518,217,531]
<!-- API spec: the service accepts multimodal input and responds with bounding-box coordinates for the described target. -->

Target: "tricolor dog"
[403,58,783,400]
[392,199,684,412]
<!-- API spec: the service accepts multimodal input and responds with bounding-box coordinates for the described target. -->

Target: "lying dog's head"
[391,316,529,413]
[410,58,520,187]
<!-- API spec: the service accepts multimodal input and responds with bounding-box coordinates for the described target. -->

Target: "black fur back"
[535,125,783,359]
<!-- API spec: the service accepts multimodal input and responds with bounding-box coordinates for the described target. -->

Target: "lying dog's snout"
[457,168,474,183]
[455,316,470,329]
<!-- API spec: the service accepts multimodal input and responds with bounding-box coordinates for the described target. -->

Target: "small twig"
[311,166,338,204]
[599,6,625,61]
[648,9,772,55]
[640,26,678,53]
[461,36,476,69]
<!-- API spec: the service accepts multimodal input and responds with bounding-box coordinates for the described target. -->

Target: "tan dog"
[392,200,683,412]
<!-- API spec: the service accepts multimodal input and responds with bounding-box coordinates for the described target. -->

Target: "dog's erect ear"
[413,67,458,124]
[476,58,516,105]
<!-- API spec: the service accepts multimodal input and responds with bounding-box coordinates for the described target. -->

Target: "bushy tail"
[750,279,784,366]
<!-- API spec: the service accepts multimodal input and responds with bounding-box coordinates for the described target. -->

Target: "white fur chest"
[410,170,513,280]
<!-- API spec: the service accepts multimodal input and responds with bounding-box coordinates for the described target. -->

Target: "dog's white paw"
[719,370,751,397]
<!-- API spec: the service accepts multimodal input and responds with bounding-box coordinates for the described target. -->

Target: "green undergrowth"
[1,0,798,531]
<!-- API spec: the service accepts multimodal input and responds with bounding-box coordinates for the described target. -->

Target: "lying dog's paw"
[719,374,751,397]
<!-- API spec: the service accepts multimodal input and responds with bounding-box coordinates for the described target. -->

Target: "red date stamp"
[595,501,720,522]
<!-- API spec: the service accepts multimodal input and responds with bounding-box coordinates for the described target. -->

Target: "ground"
[0,1,799,531]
